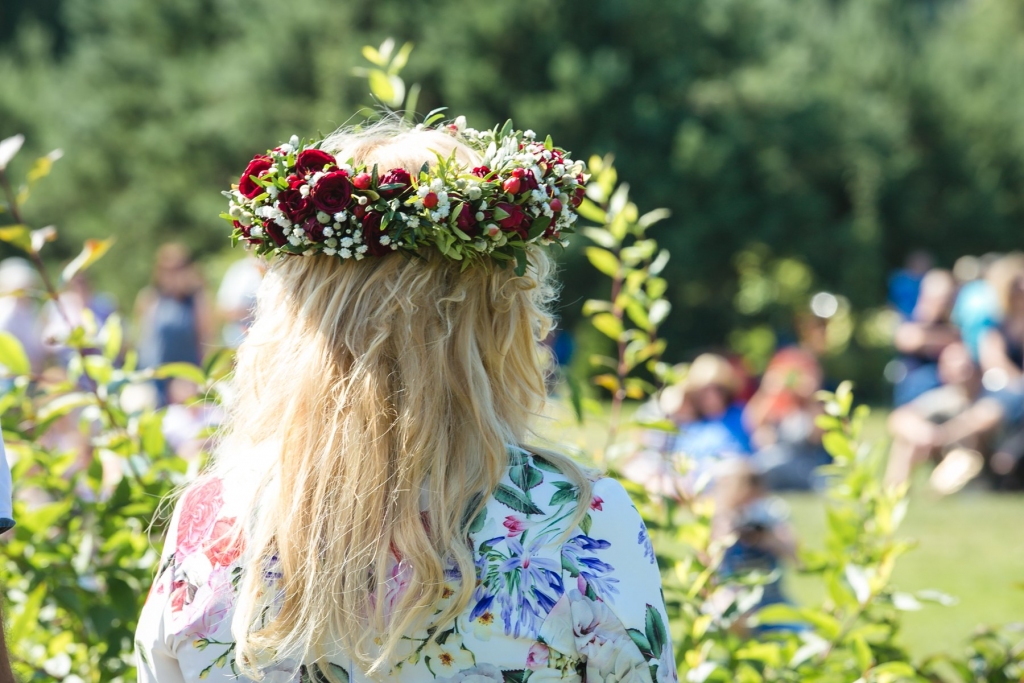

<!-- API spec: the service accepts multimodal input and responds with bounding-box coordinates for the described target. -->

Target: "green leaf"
[102,313,123,361]
[361,45,384,66]
[638,208,671,229]
[10,583,45,643]
[153,362,207,386]
[549,487,578,506]
[576,198,608,224]
[627,627,653,657]
[644,604,667,659]
[493,484,543,515]
[591,312,623,339]
[509,463,543,491]
[0,225,32,252]
[62,237,115,284]
[582,299,613,316]
[0,331,30,375]
[581,226,618,248]
[139,411,166,457]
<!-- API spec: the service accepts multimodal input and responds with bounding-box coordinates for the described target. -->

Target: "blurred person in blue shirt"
[673,353,752,463]
[891,269,960,406]
[888,250,933,320]
[952,254,1001,361]
[0,438,16,681]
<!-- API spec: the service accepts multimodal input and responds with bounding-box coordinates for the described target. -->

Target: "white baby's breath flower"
[523,129,536,139]
[430,178,444,192]
[311,171,325,184]
[357,244,368,254]
[454,115,467,131]
[380,235,391,245]
[288,235,302,246]
[299,185,310,197]
[417,185,430,198]
[333,211,348,222]
[340,237,354,248]
[251,226,264,238]
[266,185,279,199]
[289,135,300,148]
[323,248,337,256]
[278,143,295,155]
[340,248,352,259]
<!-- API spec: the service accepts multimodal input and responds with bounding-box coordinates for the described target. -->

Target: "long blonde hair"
[208,123,590,676]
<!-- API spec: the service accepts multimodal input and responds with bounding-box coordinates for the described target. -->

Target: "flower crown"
[222,117,586,273]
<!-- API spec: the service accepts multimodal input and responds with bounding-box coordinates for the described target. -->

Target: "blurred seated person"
[888,250,933,320]
[977,254,1024,489]
[673,353,752,460]
[710,459,798,634]
[891,269,960,406]
[952,253,1001,361]
[885,342,1009,492]
[744,347,831,491]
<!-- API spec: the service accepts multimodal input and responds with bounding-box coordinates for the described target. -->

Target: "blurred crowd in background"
[2,243,1024,505]
[620,250,1024,505]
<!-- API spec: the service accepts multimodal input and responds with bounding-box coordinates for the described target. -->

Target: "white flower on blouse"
[435,663,504,683]
[423,634,474,676]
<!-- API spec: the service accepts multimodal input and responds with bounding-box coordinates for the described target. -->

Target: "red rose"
[496,202,530,239]
[264,220,287,246]
[287,174,303,189]
[295,148,336,176]
[471,165,491,178]
[176,478,224,556]
[277,188,312,223]
[360,211,390,257]
[301,216,328,243]
[514,167,540,192]
[206,517,243,567]
[310,171,353,214]
[455,203,482,237]
[379,168,412,198]
[239,155,272,199]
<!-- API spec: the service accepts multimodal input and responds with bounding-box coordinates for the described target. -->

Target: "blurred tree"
[2,0,1023,398]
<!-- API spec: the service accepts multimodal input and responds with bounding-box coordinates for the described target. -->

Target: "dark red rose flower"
[455,204,482,237]
[310,171,352,214]
[515,167,540,192]
[264,220,287,246]
[360,211,390,257]
[278,188,312,223]
[496,202,530,239]
[295,148,336,176]
[471,165,491,178]
[239,155,272,199]
[302,216,328,243]
[378,168,412,198]
[287,174,304,189]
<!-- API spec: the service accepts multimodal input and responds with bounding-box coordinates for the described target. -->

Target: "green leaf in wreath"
[494,484,543,515]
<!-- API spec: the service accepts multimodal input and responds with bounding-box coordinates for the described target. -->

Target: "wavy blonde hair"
[207,123,590,677]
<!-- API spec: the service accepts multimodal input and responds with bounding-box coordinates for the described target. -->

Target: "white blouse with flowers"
[135,449,678,683]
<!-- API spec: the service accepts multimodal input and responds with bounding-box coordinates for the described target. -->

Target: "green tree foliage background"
[2,0,1024,397]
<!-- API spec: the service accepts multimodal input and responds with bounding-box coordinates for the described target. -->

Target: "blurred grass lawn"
[537,399,1024,660]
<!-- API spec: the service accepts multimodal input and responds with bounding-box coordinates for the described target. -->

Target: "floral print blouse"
[135,450,677,683]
